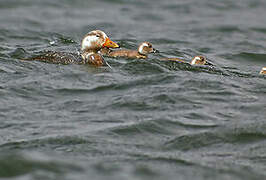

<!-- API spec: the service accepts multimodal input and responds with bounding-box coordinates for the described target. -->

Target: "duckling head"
[191,55,213,66]
[138,42,157,55]
[191,56,207,65]
[260,67,266,75]
[81,30,119,52]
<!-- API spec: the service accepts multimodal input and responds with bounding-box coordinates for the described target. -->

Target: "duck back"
[25,51,83,65]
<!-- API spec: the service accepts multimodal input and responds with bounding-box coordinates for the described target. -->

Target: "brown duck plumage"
[22,30,119,66]
[161,55,213,66]
[100,42,156,59]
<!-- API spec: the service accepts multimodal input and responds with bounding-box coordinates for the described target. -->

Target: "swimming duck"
[160,57,185,63]
[23,30,119,66]
[161,55,213,66]
[100,42,157,59]
[260,67,266,75]
[190,55,213,66]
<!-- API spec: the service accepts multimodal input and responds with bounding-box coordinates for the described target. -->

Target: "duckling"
[160,57,185,63]
[260,67,266,75]
[22,30,119,66]
[100,42,157,59]
[190,55,213,66]
[161,55,213,66]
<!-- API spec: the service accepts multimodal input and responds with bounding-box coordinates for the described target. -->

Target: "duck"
[160,57,185,63]
[260,67,266,75]
[22,30,119,66]
[161,55,213,66]
[190,55,213,66]
[100,42,157,59]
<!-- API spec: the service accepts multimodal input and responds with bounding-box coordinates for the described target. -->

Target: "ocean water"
[0,0,266,179]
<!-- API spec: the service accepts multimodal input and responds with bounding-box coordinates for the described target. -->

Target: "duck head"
[191,55,213,66]
[138,42,158,55]
[81,30,119,52]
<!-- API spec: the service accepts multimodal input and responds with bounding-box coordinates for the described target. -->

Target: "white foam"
[49,41,55,45]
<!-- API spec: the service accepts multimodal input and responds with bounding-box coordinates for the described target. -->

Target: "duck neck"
[138,51,147,58]
[100,47,112,55]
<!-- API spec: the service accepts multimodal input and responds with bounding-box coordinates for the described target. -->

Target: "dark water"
[1,0,266,179]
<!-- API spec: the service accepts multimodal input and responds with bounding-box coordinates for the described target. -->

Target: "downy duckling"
[260,67,266,75]
[161,55,213,66]
[100,42,157,59]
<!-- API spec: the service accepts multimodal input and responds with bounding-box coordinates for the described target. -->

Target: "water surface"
[0,0,266,179]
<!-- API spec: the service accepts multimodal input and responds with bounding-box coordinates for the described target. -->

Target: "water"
[0,0,266,179]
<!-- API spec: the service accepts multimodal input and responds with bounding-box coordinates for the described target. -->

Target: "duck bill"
[152,48,159,53]
[204,61,214,66]
[103,38,120,48]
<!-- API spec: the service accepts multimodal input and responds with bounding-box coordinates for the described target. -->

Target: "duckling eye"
[148,45,152,48]
[96,34,100,38]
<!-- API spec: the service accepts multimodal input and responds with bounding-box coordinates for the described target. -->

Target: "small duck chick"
[161,55,213,66]
[160,57,185,63]
[23,30,119,66]
[190,55,213,66]
[260,67,266,75]
[100,42,157,59]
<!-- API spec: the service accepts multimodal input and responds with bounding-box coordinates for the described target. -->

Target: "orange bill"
[103,38,120,48]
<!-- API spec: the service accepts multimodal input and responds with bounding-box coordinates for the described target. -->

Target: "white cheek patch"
[262,67,266,71]
[82,35,98,50]
[96,30,107,46]
[191,56,201,65]
[138,43,149,53]
[138,45,144,53]
[142,42,149,47]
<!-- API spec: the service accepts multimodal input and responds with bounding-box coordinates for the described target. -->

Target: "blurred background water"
[0,0,266,179]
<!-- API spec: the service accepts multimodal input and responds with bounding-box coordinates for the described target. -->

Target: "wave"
[0,151,82,178]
